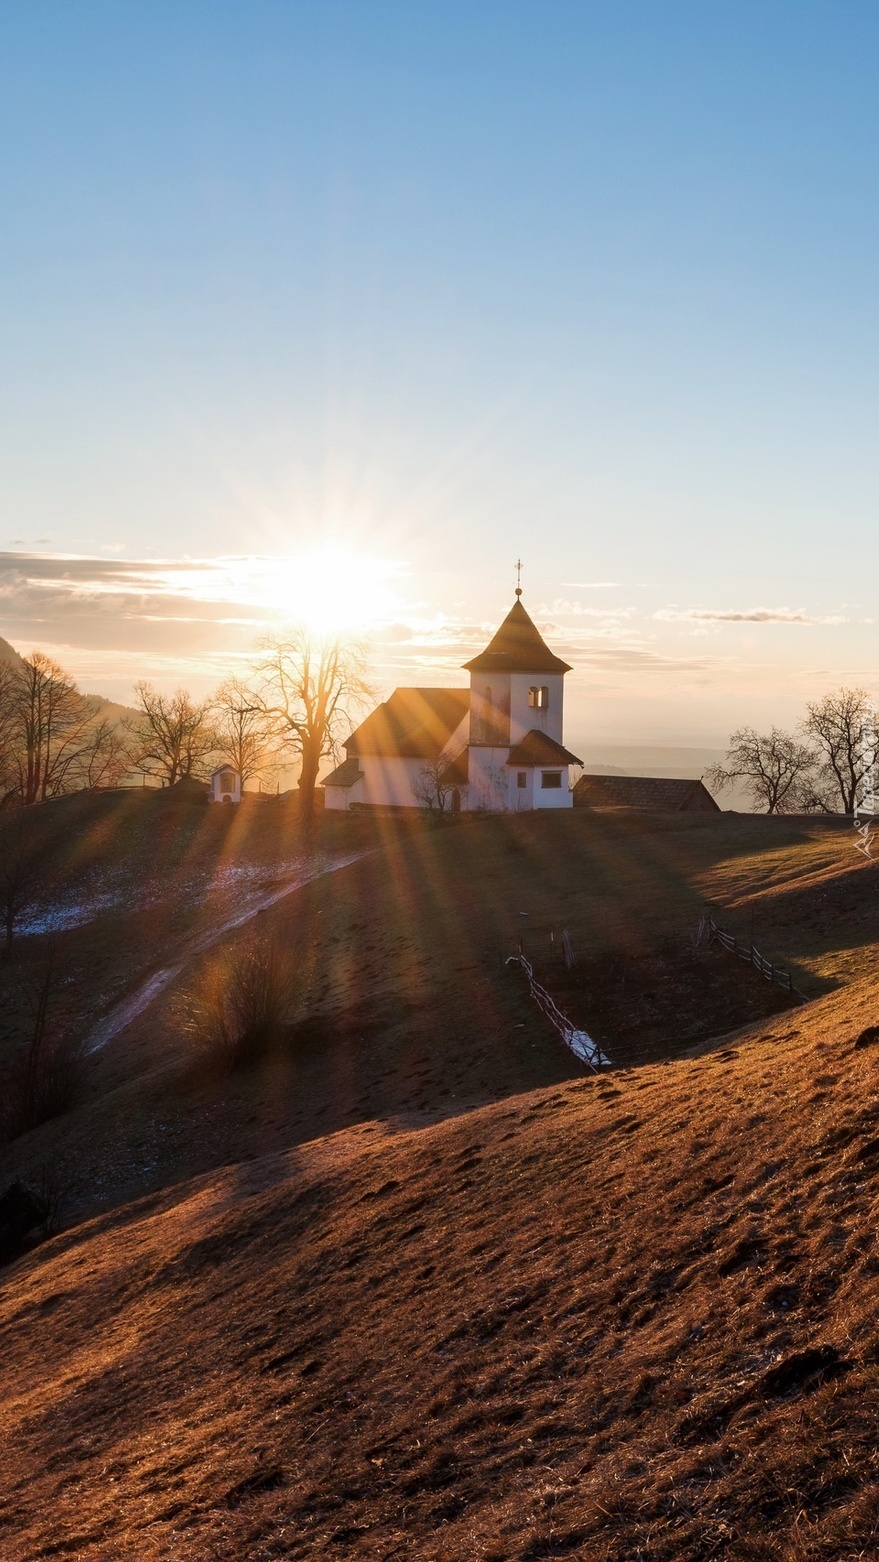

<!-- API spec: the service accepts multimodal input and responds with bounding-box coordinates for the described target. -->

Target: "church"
[322,590,583,813]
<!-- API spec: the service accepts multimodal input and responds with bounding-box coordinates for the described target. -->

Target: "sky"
[1,0,878,751]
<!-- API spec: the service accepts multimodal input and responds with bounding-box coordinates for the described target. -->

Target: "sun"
[255,547,403,639]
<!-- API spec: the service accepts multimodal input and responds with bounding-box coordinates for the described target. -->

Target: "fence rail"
[704,915,808,1003]
[506,952,610,1070]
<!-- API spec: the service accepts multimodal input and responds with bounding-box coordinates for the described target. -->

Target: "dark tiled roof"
[441,747,469,785]
[321,756,364,788]
[573,775,720,811]
[463,600,572,675]
[505,730,583,767]
[346,687,470,760]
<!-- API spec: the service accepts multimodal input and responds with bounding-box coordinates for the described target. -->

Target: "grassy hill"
[0,801,877,1557]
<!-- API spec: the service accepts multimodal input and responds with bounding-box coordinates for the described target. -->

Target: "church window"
[541,771,562,789]
[516,771,527,789]
[528,686,549,709]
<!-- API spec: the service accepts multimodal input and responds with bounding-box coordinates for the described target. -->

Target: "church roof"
[505,730,583,768]
[462,599,572,675]
[346,687,470,759]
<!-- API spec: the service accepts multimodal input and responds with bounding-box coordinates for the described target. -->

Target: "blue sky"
[1,1,878,745]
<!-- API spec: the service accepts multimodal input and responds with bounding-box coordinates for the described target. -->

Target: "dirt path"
[85,850,371,1053]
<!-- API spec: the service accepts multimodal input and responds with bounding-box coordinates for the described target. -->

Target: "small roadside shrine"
[210,765,241,804]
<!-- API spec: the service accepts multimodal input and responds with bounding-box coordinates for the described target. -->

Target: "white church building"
[322,592,582,813]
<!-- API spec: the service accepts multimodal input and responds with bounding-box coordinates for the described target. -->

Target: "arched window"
[528,686,549,710]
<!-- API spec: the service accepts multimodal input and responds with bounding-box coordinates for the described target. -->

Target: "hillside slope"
[3,971,879,1560]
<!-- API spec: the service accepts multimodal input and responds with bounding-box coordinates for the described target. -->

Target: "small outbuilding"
[573,774,720,812]
[210,765,242,804]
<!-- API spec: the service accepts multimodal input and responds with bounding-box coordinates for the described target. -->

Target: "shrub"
[180,934,298,1072]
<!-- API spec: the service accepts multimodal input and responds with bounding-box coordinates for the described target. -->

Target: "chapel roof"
[505,730,583,768]
[462,599,572,676]
[346,687,470,760]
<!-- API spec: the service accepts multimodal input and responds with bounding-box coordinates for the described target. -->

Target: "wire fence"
[506,951,611,1070]
[702,914,809,1003]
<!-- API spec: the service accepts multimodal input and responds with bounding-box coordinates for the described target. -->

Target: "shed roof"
[573,774,720,811]
[505,730,583,767]
[346,687,470,760]
[463,600,572,675]
[321,756,364,789]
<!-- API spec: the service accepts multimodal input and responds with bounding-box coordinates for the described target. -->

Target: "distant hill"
[0,634,136,722]
[0,635,23,667]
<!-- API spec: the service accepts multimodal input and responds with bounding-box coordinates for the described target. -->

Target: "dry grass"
[1,978,879,1558]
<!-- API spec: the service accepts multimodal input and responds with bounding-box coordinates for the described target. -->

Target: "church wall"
[532,769,574,809]
[469,674,511,747]
[508,672,565,746]
[357,755,431,808]
[468,747,513,812]
[325,783,353,810]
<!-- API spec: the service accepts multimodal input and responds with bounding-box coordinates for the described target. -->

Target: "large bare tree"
[2,653,124,805]
[802,687,874,815]
[706,727,816,814]
[210,677,279,789]
[254,631,371,825]
[126,682,217,786]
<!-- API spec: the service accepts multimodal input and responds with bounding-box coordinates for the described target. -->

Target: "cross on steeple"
[515,558,523,598]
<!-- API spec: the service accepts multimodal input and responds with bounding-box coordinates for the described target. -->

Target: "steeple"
[462,597,572,675]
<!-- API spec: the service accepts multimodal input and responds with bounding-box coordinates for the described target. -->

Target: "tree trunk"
[298,744,321,829]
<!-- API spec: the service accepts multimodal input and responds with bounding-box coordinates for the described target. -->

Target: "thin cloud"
[561,581,621,589]
[538,598,637,620]
[654,606,847,625]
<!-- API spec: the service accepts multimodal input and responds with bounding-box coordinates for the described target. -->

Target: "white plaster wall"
[324,777,362,810]
[508,672,565,745]
[507,764,535,811]
[468,747,513,811]
[533,769,574,809]
[358,754,430,808]
[469,674,511,747]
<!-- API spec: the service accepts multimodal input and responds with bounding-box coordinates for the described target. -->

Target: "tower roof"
[462,599,572,675]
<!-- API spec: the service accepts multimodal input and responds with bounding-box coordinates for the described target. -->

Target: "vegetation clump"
[180,934,298,1072]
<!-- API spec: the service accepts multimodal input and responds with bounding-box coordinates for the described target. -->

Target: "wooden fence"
[506,952,611,1071]
[704,915,808,1003]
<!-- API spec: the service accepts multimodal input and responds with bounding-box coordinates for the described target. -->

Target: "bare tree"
[0,663,19,801]
[6,653,99,804]
[126,682,217,786]
[706,727,817,815]
[412,756,464,817]
[802,687,874,815]
[76,711,129,791]
[254,631,371,826]
[210,677,279,789]
[0,654,125,804]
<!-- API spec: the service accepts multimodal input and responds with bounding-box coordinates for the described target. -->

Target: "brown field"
[1,800,878,1558]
